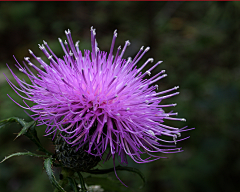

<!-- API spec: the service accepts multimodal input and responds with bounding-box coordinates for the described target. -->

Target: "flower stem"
[77,172,87,192]
[53,167,74,192]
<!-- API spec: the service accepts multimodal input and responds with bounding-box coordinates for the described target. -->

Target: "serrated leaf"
[15,120,36,139]
[0,117,52,155]
[0,151,48,163]
[67,177,79,192]
[23,121,52,155]
[44,158,66,192]
[0,117,27,129]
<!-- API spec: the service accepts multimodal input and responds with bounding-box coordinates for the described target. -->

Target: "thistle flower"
[6,27,190,166]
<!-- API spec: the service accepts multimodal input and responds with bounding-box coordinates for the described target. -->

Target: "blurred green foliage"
[0,1,239,192]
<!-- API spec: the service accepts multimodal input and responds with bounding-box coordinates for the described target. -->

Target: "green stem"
[53,167,74,192]
[77,172,87,192]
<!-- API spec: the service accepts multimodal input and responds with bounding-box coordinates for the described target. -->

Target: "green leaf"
[0,117,27,129]
[85,165,145,188]
[22,121,52,155]
[67,177,79,192]
[0,117,52,155]
[15,120,36,139]
[0,151,48,163]
[44,158,66,192]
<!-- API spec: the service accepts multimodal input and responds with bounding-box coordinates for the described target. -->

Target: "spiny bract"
[55,131,101,171]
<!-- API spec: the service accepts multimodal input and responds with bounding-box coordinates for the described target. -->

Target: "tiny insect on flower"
[5,27,192,167]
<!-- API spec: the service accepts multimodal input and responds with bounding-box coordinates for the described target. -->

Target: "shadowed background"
[0,1,239,192]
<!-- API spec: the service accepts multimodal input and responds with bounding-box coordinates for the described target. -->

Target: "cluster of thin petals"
[5,27,191,164]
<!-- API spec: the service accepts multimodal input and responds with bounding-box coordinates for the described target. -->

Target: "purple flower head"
[6,27,191,165]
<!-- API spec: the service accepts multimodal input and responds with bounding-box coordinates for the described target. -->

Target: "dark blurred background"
[0,1,239,192]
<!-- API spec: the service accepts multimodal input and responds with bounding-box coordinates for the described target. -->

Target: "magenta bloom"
[6,27,190,165]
